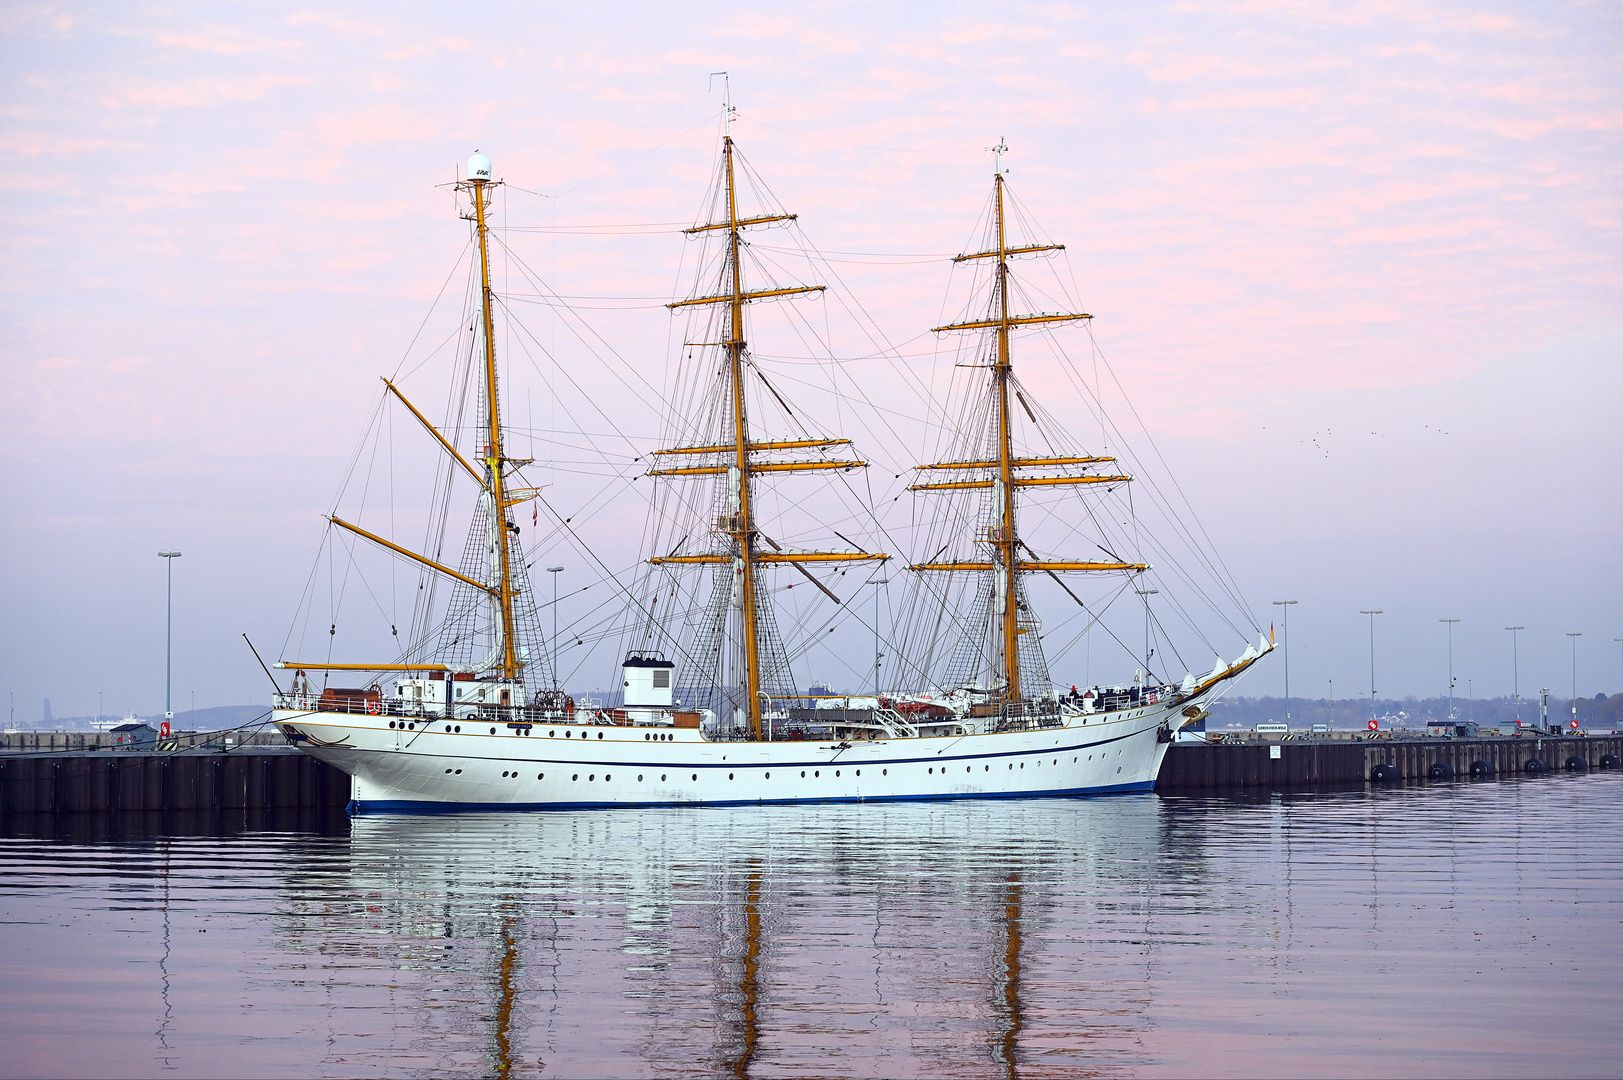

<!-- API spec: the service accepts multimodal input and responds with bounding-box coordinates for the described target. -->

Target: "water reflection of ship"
[299,808,1169,1076]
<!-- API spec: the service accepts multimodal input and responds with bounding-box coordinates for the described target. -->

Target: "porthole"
[965,766,970,773]
[1053,759,1057,765]
[644,734,650,741]
[445,725,452,732]
[638,775,643,781]
[605,774,611,781]
[589,774,596,781]
[572,774,578,781]
[928,767,933,774]
[661,774,667,781]
[455,725,461,732]
[454,768,462,775]
[855,770,860,776]
[882,769,888,776]
[1020,762,1025,769]
[409,723,416,730]
[814,770,820,778]
[765,772,771,779]
[691,773,697,781]
[489,727,495,735]
[800,770,806,778]
[501,771,509,777]
[1073,757,1078,763]
[550,730,555,737]
[984,765,990,771]
[565,731,572,738]
[1117,766,1122,774]
[444,768,452,774]
[835,770,840,777]
[389,721,396,729]
[598,732,604,740]
[537,772,544,780]
[728,773,734,780]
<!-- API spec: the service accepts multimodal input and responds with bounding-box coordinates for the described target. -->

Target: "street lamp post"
[1360,610,1382,726]
[1136,588,1160,682]
[1567,632,1582,729]
[546,566,564,689]
[870,579,889,698]
[1273,600,1297,723]
[1440,619,1460,722]
[158,552,182,724]
[1505,626,1525,724]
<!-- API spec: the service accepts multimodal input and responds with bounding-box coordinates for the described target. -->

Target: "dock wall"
[1156,735,1623,790]
[0,749,349,813]
[1,736,1617,816]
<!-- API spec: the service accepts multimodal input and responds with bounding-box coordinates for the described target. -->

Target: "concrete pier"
[0,748,349,813]
[1,735,1617,816]
[1156,734,1623,790]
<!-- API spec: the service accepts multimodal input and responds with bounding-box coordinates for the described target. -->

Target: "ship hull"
[274,702,1182,813]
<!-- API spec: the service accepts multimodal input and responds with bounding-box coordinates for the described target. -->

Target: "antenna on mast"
[710,71,735,133]
[989,136,1009,175]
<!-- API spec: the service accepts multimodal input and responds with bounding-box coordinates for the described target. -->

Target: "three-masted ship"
[271,140,1271,812]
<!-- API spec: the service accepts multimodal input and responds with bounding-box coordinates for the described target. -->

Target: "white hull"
[274,702,1185,812]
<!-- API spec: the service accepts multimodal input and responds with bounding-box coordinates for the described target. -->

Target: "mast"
[992,174,1020,702]
[912,147,1145,709]
[721,137,765,736]
[467,154,521,679]
[651,134,887,739]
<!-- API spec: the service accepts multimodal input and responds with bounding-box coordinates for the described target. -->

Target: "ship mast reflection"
[996,872,1024,1077]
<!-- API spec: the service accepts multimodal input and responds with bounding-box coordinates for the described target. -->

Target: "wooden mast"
[912,148,1145,711]
[468,163,521,680]
[721,135,767,738]
[652,133,888,739]
[992,173,1021,704]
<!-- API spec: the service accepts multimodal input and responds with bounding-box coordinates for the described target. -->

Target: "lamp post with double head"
[1273,600,1297,723]
[1440,619,1460,721]
[158,552,182,724]
[1137,588,1160,683]
[1360,610,1382,726]
[546,566,564,689]
[870,579,889,698]
[1567,632,1582,729]
[1505,626,1525,724]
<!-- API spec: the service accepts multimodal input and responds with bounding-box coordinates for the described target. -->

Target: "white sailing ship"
[271,134,1271,812]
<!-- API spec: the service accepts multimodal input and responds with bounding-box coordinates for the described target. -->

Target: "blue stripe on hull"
[347,780,1157,815]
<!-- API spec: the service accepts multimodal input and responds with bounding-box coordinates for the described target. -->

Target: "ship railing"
[990,700,1064,732]
[274,693,582,725]
[873,708,919,739]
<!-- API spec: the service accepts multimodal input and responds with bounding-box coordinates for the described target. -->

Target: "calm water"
[1,773,1618,1079]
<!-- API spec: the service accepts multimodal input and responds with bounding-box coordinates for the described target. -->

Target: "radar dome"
[466,150,492,183]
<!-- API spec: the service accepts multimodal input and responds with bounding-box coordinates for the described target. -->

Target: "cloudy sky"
[2,1,1619,720]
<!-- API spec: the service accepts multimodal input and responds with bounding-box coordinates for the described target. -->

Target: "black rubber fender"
[1469,759,1496,777]
[1524,757,1548,773]
[1564,756,1588,771]
[1370,763,1400,782]
[1600,754,1620,769]
[1427,761,1455,779]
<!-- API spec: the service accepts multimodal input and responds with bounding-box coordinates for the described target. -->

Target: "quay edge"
[1156,734,1623,791]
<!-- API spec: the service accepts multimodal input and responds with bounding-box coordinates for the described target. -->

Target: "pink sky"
[2,2,1619,719]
